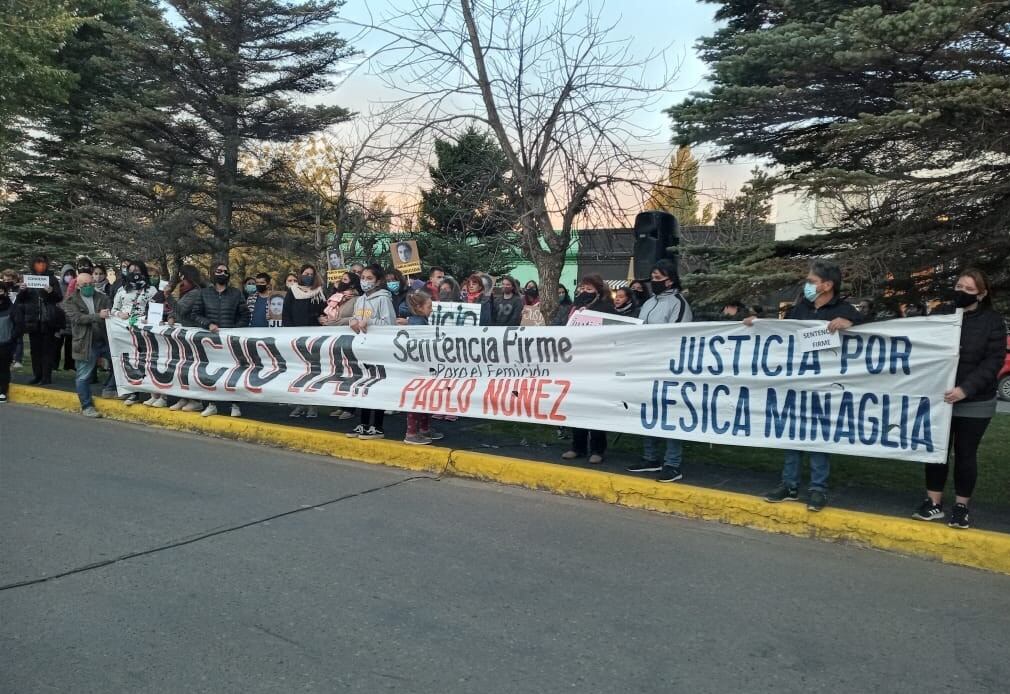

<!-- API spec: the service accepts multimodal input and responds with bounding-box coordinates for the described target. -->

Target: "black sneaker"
[949,503,971,529]
[807,490,828,512]
[764,484,799,503]
[657,466,683,483]
[626,460,662,473]
[912,499,944,521]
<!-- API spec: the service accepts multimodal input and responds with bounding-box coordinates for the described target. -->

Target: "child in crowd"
[402,290,443,445]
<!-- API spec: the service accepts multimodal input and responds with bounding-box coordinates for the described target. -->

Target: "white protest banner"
[796,323,842,352]
[431,301,482,326]
[108,315,961,463]
[146,302,165,325]
[567,308,643,326]
[24,275,50,289]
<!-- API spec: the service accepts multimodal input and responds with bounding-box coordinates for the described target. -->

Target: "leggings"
[925,416,991,498]
[359,408,385,429]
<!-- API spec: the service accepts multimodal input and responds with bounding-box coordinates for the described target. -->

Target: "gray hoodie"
[639,288,692,325]
[351,287,396,327]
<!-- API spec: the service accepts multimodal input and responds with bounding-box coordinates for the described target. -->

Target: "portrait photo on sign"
[390,239,422,275]
[267,290,286,326]
[326,248,345,271]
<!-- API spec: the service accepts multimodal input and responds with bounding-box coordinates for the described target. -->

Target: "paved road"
[2,406,1008,694]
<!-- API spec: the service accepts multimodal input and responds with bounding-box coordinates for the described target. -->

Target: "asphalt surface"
[2,406,1009,694]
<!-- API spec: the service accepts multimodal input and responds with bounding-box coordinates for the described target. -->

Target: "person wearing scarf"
[284,264,326,418]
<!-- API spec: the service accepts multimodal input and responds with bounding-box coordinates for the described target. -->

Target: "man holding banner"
[748,260,864,511]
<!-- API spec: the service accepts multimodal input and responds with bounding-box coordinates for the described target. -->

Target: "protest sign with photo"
[267,291,286,327]
[390,239,422,275]
[108,315,961,463]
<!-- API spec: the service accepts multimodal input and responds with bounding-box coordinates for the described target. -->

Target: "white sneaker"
[346,424,365,438]
[0,393,7,403]
[338,410,354,420]
[182,401,203,412]
[12,361,23,371]
[149,396,168,408]
[289,406,305,418]
[124,395,139,406]
[359,426,385,440]
[143,396,156,407]
[169,399,187,411]
[329,408,345,418]
[201,404,217,417]
[305,406,317,419]
[230,404,242,417]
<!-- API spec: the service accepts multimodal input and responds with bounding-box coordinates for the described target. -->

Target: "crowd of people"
[0,254,1004,529]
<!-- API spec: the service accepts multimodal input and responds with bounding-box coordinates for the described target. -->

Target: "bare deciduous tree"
[350,0,678,316]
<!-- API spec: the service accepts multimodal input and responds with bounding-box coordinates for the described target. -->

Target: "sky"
[320,0,756,217]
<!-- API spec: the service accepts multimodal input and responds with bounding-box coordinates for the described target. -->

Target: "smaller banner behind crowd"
[108,315,962,463]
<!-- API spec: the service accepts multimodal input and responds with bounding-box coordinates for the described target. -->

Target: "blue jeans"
[75,342,114,409]
[782,450,830,492]
[644,437,683,470]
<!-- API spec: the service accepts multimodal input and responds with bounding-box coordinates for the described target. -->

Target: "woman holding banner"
[626,260,693,482]
[346,265,397,439]
[913,269,1006,529]
[561,275,616,465]
[285,264,326,419]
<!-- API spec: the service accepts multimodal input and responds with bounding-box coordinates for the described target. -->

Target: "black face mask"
[953,290,980,308]
[574,292,596,306]
[650,280,669,295]
[299,275,314,287]
[128,272,147,290]
[335,281,350,292]
[214,271,230,285]
[525,288,539,299]
[632,289,648,301]
[256,284,269,293]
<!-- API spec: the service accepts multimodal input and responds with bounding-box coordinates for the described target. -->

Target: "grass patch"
[470,417,1010,506]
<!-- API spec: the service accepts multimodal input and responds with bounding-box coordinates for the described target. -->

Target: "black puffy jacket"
[14,274,63,333]
[187,285,250,329]
[955,307,1006,402]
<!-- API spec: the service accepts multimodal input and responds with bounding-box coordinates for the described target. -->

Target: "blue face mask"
[803,281,820,302]
[387,281,400,293]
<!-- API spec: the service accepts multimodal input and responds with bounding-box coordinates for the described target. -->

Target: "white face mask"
[360,279,376,292]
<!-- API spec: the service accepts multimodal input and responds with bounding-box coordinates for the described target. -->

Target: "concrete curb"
[10,384,1010,575]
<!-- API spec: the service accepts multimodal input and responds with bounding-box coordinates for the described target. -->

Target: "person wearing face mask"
[283,264,326,418]
[492,276,524,327]
[912,269,1005,529]
[551,285,573,326]
[92,265,109,294]
[62,272,115,417]
[743,260,863,511]
[0,282,21,403]
[2,269,25,370]
[385,267,410,324]
[520,281,545,326]
[188,263,250,418]
[347,264,397,439]
[567,275,613,321]
[561,275,615,465]
[320,272,361,327]
[625,260,694,481]
[54,264,78,372]
[462,273,495,326]
[164,265,207,413]
[110,260,132,298]
[246,273,273,328]
[14,254,63,385]
[629,279,651,307]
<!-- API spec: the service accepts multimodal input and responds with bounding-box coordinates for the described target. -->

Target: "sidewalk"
[10,366,1010,536]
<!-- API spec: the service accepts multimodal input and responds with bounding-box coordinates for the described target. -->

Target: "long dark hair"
[362,263,387,291]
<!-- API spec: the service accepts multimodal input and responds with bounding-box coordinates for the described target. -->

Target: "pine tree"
[415,128,519,279]
[111,0,356,263]
[1,0,162,266]
[669,0,1010,302]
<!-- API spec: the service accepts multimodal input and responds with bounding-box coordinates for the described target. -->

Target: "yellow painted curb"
[11,384,1010,575]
